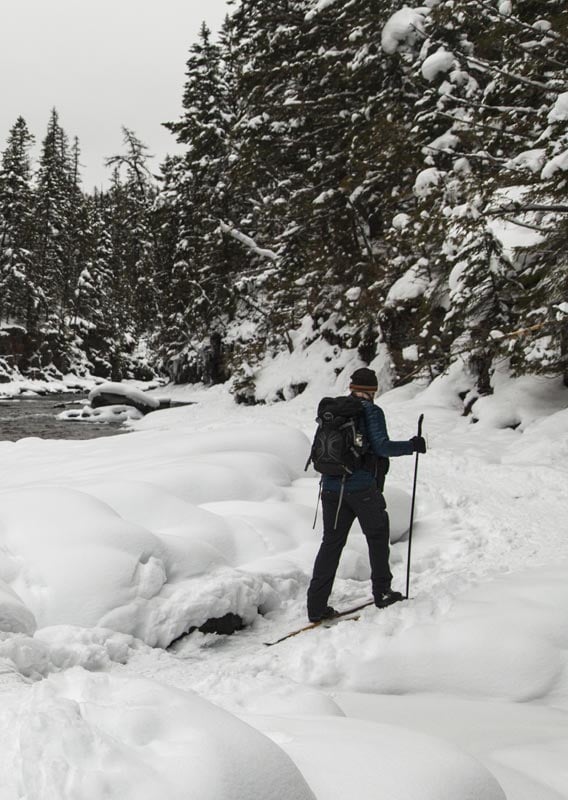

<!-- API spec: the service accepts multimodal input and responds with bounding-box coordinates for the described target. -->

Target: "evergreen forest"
[1,0,567,401]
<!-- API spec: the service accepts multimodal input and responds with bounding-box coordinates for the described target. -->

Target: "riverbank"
[0,393,133,442]
[0,376,168,442]
[0,374,95,399]
[0,373,168,400]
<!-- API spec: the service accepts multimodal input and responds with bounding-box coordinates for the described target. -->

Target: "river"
[0,393,130,442]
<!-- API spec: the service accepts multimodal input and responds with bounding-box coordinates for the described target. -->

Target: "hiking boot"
[375,589,404,608]
[308,606,339,623]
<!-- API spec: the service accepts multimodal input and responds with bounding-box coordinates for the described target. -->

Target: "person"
[306,367,426,622]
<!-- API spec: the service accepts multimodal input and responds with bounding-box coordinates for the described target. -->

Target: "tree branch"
[218,221,278,261]
[488,203,568,214]
[499,216,557,233]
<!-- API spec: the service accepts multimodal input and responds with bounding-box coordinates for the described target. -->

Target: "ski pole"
[405,413,424,600]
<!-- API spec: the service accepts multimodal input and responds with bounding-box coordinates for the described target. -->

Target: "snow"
[88,381,160,410]
[246,714,505,800]
[423,130,460,155]
[58,404,144,422]
[506,148,547,173]
[305,0,341,22]
[381,7,430,55]
[414,166,445,197]
[345,286,361,302]
[0,580,36,635]
[0,669,314,800]
[385,264,430,305]
[402,344,419,361]
[541,148,568,180]
[1,355,568,798]
[548,91,568,124]
[392,212,411,229]
[421,47,455,81]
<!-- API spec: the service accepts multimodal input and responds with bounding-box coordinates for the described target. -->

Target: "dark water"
[0,393,129,442]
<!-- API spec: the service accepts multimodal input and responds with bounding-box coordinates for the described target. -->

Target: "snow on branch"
[488,203,568,214]
[218,221,278,262]
[409,25,566,96]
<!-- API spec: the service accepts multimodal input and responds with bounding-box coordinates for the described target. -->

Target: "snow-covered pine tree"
[377,0,567,389]
[33,109,75,335]
[0,117,36,328]
[160,21,239,384]
[71,193,122,377]
[106,128,158,339]
[221,0,315,395]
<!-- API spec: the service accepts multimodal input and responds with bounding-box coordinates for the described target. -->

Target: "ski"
[264,600,374,647]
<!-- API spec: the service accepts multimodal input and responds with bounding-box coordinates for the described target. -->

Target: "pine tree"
[106,127,158,336]
[0,117,36,327]
[33,108,75,335]
[71,193,120,376]
[160,22,239,383]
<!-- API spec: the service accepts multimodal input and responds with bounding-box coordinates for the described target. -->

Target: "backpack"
[306,396,368,476]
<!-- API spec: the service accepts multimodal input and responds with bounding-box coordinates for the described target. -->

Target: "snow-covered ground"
[0,361,567,799]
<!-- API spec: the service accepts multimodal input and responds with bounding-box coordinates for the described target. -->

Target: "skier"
[307,367,426,622]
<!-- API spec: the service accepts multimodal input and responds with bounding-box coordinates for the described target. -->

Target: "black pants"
[307,485,392,616]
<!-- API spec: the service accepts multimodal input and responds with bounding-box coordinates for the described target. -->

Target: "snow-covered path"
[0,370,567,799]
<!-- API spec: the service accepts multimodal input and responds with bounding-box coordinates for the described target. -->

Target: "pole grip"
[417,413,424,437]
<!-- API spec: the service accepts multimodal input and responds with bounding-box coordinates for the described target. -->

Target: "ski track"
[112,414,568,712]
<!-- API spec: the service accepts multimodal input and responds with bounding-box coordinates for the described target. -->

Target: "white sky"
[0,0,231,191]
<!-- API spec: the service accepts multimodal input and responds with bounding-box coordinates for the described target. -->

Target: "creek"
[0,393,129,442]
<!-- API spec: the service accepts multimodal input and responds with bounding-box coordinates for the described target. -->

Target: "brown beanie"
[349,367,378,392]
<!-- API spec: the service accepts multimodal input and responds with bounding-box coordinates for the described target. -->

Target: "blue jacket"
[322,399,413,492]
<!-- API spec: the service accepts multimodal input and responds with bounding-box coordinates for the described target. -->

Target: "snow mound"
[470,369,567,430]
[503,407,568,467]
[0,626,136,680]
[88,381,160,410]
[0,424,318,646]
[247,714,506,800]
[0,669,315,800]
[0,579,36,635]
[283,564,568,705]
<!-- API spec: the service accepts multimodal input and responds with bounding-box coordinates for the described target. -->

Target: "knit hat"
[349,367,378,392]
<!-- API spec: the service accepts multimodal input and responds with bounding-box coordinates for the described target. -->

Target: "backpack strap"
[333,475,347,529]
[312,478,323,529]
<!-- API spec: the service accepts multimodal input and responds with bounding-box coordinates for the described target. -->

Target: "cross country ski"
[264,600,375,646]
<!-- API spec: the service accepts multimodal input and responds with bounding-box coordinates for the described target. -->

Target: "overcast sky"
[1,0,231,190]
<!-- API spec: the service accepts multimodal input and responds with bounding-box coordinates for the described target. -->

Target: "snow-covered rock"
[58,404,144,423]
[88,381,160,412]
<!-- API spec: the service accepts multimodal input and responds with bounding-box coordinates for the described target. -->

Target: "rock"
[89,382,160,415]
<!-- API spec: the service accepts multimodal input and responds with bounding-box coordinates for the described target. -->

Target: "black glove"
[410,435,426,454]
